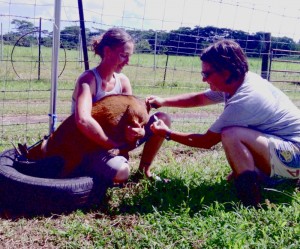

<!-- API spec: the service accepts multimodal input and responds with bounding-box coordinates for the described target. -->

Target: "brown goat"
[19,94,150,177]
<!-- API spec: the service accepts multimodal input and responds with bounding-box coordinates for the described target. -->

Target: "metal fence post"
[261,32,271,79]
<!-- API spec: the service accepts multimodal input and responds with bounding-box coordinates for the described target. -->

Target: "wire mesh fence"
[1,0,300,149]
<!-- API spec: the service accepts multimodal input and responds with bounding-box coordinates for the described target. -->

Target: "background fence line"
[1,0,300,149]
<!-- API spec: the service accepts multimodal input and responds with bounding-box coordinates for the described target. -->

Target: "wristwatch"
[165,130,172,141]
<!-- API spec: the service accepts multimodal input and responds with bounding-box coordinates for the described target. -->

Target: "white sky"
[1,0,300,41]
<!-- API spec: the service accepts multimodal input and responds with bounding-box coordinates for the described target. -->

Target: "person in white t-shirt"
[148,39,300,207]
[72,28,171,188]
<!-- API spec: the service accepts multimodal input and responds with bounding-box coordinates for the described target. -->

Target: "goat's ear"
[18,143,28,156]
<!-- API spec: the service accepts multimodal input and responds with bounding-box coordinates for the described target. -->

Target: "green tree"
[11,19,37,35]
[135,39,152,53]
[4,19,38,47]
[60,26,91,50]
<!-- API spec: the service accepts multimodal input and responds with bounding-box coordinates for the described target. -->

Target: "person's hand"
[125,120,145,143]
[150,119,169,138]
[146,95,164,109]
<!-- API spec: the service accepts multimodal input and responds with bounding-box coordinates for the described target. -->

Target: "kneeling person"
[148,39,300,207]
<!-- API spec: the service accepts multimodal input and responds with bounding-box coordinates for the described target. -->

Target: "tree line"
[3,19,300,58]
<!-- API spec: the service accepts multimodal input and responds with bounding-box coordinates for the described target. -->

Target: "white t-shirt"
[205,72,300,144]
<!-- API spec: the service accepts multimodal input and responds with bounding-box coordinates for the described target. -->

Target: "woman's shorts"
[269,135,300,179]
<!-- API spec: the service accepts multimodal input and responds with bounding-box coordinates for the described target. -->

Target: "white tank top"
[71,68,123,113]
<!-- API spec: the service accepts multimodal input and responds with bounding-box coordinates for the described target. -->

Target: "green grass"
[0,45,299,248]
[0,146,299,248]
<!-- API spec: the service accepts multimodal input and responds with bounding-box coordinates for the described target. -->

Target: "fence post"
[78,0,89,70]
[49,0,61,134]
[153,30,157,71]
[261,32,271,79]
[0,23,3,62]
[38,18,41,80]
[163,53,169,86]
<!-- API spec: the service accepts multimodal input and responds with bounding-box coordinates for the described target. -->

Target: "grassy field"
[0,46,299,248]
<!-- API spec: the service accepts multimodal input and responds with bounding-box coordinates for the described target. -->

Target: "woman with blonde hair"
[72,27,170,186]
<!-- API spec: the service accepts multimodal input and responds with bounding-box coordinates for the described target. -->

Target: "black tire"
[0,149,105,215]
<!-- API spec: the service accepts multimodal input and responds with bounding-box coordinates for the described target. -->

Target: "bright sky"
[1,0,300,41]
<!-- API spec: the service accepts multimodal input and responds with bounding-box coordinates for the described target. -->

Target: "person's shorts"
[79,113,158,182]
[269,135,300,179]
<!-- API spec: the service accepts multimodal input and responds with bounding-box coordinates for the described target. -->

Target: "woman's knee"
[222,126,267,147]
[113,162,130,183]
[221,126,242,145]
[221,126,248,143]
[154,112,171,127]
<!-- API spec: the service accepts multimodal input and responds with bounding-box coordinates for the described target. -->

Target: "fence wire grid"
[1,0,300,148]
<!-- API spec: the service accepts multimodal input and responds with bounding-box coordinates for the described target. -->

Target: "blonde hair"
[91,28,134,58]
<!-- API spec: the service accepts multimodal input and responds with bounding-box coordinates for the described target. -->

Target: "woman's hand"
[146,96,164,109]
[125,120,145,143]
[150,119,169,138]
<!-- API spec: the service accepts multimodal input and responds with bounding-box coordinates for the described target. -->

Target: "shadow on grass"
[105,176,299,216]
[0,176,298,219]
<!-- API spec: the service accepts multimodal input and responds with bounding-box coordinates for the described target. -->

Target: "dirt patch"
[1,111,220,126]
[0,110,220,126]
[0,114,69,125]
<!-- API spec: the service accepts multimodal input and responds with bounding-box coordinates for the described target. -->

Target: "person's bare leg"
[221,126,271,206]
[139,112,171,178]
[113,163,130,183]
[221,126,271,176]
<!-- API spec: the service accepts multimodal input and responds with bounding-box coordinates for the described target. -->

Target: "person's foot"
[234,171,261,207]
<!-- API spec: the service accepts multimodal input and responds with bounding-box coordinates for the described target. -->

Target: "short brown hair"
[200,40,249,83]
